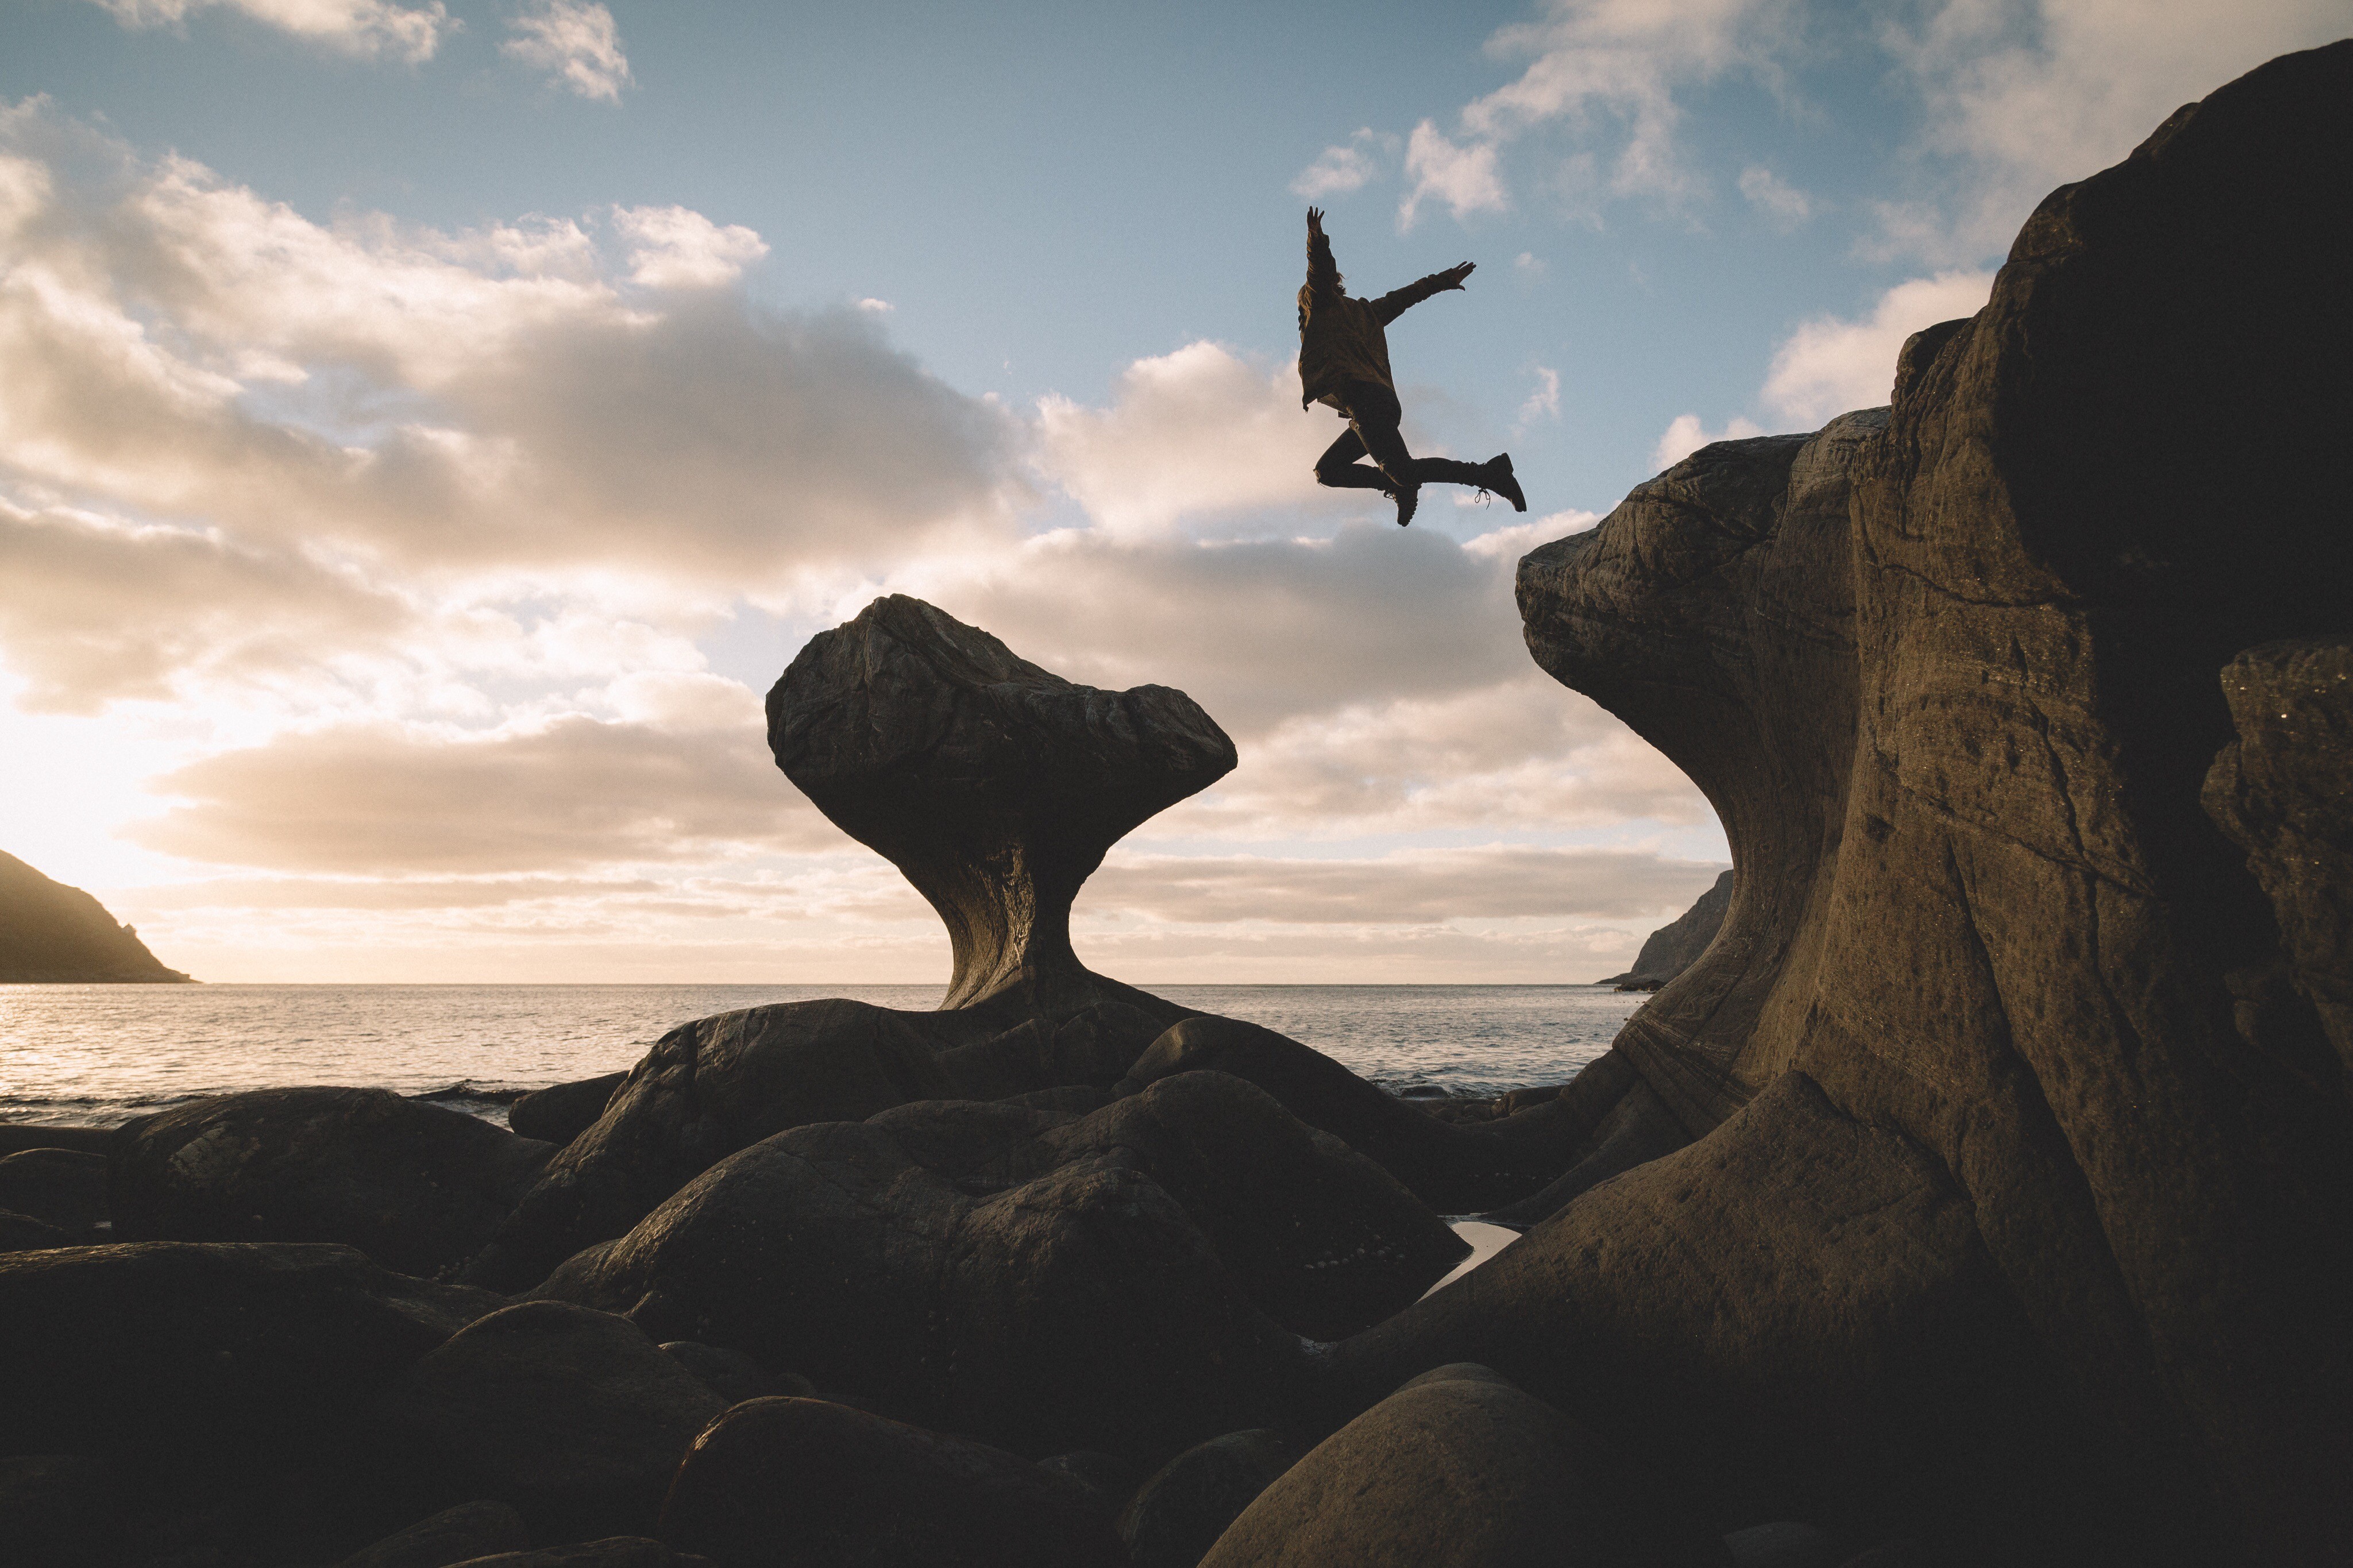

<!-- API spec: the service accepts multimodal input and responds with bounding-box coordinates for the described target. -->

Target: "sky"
[1,0,2344,987]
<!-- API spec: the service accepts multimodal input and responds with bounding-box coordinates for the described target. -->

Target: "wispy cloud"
[1399,120,1509,229]
[502,0,632,103]
[1650,412,1764,471]
[1291,129,1400,199]
[1737,164,1811,226]
[86,0,453,63]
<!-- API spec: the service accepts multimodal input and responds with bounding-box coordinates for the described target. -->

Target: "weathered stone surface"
[658,1396,1123,1568]
[1504,43,2353,1564]
[1117,1429,1295,1568]
[378,1300,727,1544]
[1599,869,1734,988]
[1198,1363,1721,1568]
[335,1499,530,1568]
[533,1078,1349,1462]
[468,996,1176,1292]
[2203,638,2353,1079]
[510,1072,630,1147]
[0,848,191,982]
[660,1340,802,1406]
[0,1148,108,1244]
[0,1242,502,1483]
[769,595,1235,1011]
[1334,1078,2092,1555]
[111,1087,557,1277]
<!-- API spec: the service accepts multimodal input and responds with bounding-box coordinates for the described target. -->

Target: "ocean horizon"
[0,981,1649,1129]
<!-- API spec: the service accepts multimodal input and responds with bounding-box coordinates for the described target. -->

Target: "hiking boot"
[1394,487,1419,527]
[1482,454,1527,512]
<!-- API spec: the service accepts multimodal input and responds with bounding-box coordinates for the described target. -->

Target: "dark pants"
[1312,381,1487,496]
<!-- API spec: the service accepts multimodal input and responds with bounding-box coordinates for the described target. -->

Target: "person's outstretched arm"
[1371,261,1474,325]
[1305,207,1343,300]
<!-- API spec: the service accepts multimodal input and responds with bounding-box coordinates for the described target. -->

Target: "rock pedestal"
[768,595,1236,1011]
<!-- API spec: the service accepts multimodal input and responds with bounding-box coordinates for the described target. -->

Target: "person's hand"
[1439,261,1475,289]
[1307,207,1325,234]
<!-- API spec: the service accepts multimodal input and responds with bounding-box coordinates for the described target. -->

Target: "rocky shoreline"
[3,43,2350,1568]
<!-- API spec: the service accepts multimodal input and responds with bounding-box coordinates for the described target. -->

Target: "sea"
[0,983,1647,1129]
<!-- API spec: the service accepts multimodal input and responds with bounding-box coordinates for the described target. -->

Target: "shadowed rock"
[1199,1363,1722,1568]
[530,1073,1444,1461]
[110,1088,557,1278]
[1488,43,2353,1563]
[2202,638,2352,1079]
[511,1072,630,1147]
[0,1149,109,1245]
[659,1397,1123,1568]
[333,1500,530,1568]
[768,595,1236,1011]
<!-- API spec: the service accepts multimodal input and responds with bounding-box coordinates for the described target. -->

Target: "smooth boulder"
[377,1300,727,1544]
[1118,1430,1296,1568]
[658,1396,1122,1568]
[110,1087,556,1277]
[335,1499,530,1568]
[0,1148,109,1243]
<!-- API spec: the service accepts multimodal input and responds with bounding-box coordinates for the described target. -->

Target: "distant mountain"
[1595,869,1732,990]
[0,851,193,983]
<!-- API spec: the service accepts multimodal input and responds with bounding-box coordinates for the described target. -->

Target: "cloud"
[1650,412,1764,470]
[1032,342,1334,536]
[1517,366,1561,427]
[1292,129,1399,199]
[502,0,632,102]
[1399,121,1509,229]
[128,685,836,874]
[0,106,1021,600]
[1760,269,1992,425]
[1871,0,2349,262]
[1087,844,1726,925]
[87,0,452,61]
[1737,164,1811,225]
[611,204,767,287]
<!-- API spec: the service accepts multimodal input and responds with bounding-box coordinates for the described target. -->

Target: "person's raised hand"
[1307,207,1325,234]
[1440,261,1475,289]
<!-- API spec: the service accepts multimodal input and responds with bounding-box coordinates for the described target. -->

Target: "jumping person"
[1298,206,1526,527]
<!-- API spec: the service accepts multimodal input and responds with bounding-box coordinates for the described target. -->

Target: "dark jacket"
[1297,270,1456,412]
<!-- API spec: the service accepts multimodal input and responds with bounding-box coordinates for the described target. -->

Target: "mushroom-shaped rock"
[769,596,1236,1010]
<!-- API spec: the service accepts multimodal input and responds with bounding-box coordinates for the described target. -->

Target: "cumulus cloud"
[502,0,632,102]
[1760,269,1992,424]
[1032,342,1334,536]
[87,0,452,61]
[611,205,766,287]
[1399,121,1509,229]
[1872,0,2348,261]
[1650,412,1764,470]
[129,690,834,874]
[1292,129,1399,199]
[0,106,1020,604]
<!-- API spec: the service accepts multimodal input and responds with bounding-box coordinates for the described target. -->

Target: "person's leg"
[1313,426,1390,492]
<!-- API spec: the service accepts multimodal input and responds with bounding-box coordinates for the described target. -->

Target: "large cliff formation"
[0,851,190,983]
[1440,40,2353,1565]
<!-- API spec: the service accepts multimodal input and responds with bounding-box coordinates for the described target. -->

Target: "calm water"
[0,983,1646,1128]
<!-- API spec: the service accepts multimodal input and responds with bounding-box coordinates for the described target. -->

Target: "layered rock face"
[769,594,1237,1011]
[0,849,191,983]
[1496,42,2353,1564]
